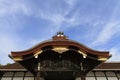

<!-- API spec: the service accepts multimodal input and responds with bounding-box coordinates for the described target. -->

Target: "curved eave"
[11,40,110,58]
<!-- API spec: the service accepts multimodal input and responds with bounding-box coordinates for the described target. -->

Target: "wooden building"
[1,32,119,80]
[0,62,120,80]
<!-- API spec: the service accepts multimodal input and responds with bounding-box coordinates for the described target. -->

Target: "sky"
[0,0,120,65]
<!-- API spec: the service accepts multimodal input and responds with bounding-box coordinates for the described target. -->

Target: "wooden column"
[75,72,86,80]
[36,71,40,80]
[35,62,41,80]
[81,74,86,80]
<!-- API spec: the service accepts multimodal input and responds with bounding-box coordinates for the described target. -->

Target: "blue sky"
[0,0,120,65]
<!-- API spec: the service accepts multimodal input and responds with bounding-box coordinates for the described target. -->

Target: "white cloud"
[0,0,31,16]
[0,0,31,65]
[0,34,19,65]
[108,47,120,62]
[65,0,76,8]
[0,0,120,65]
[91,21,120,47]
[39,13,66,27]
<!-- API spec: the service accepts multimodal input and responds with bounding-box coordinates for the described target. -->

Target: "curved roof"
[9,32,111,75]
[11,33,110,58]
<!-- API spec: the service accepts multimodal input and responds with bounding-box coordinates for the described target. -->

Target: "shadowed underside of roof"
[0,62,120,70]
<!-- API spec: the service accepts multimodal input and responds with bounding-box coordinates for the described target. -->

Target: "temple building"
[0,32,120,80]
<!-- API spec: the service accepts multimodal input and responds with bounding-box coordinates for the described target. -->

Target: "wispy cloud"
[0,0,31,16]
[0,34,19,64]
[91,21,120,47]
[0,0,120,64]
[0,0,30,65]
[108,47,120,62]
[90,0,120,47]
[65,0,76,6]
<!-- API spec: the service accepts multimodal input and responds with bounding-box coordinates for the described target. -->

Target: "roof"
[96,62,120,70]
[0,63,25,71]
[8,32,111,75]
[10,32,110,60]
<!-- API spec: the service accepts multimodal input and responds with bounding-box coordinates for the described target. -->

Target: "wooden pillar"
[75,75,86,80]
[75,72,86,80]
[35,62,41,80]
[81,74,86,80]
[36,71,40,80]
